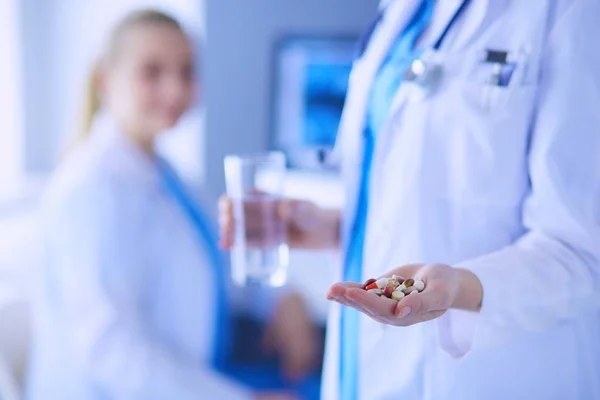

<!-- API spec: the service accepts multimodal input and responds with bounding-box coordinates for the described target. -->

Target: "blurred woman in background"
[27,9,313,400]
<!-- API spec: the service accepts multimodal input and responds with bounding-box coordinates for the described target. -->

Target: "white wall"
[204,0,379,195]
[19,0,56,175]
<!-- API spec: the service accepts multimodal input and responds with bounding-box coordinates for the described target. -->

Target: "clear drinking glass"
[224,152,289,287]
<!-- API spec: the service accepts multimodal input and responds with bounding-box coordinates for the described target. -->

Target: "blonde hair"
[79,9,184,140]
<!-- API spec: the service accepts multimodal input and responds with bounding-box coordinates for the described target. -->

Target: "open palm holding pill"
[326,263,483,327]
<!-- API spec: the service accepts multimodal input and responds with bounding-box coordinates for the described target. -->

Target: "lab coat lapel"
[336,0,420,244]
[338,0,421,153]
[373,0,496,167]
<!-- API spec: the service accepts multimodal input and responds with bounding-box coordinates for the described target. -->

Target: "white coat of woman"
[221,0,600,399]
[27,9,299,400]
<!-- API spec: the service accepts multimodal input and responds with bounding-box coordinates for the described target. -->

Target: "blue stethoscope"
[356,0,472,93]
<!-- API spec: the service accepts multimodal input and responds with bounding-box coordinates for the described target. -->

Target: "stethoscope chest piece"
[403,52,443,102]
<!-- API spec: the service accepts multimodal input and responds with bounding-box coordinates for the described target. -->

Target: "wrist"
[452,268,483,312]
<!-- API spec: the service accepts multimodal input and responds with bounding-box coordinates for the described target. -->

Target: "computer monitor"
[271,35,358,170]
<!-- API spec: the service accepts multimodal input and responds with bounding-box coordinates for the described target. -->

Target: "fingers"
[326,282,362,300]
[218,195,234,249]
[221,196,321,251]
[343,288,447,326]
[277,200,309,224]
[345,288,399,317]
[219,195,286,248]
[218,194,231,214]
[327,283,394,321]
[394,282,451,316]
[326,283,376,317]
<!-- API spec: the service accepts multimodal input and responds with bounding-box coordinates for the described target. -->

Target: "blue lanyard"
[156,159,230,371]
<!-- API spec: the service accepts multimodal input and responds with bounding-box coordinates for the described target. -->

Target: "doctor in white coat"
[220,0,600,399]
[27,9,294,400]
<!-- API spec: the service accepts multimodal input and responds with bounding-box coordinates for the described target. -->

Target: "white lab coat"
[27,114,251,400]
[323,0,600,399]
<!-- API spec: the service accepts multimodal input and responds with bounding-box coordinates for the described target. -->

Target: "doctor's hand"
[218,195,340,250]
[326,264,483,326]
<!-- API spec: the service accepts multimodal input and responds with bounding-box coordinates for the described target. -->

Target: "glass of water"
[224,152,289,287]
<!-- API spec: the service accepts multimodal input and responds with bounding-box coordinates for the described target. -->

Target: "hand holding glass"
[224,152,289,287]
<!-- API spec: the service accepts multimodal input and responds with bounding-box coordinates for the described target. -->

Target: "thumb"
[395,286,449,316]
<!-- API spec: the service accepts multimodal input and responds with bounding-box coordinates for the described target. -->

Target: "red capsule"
[383,285,395,298]
[363,278,377,290]
[365,282,379,291]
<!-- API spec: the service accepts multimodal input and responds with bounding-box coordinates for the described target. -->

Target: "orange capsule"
[362,278,377,290]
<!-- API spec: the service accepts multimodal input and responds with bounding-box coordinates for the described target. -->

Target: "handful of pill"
[362,275,425,301]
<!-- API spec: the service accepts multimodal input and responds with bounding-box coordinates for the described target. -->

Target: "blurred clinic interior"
[6,0,600,399]
[0,0,379,399]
